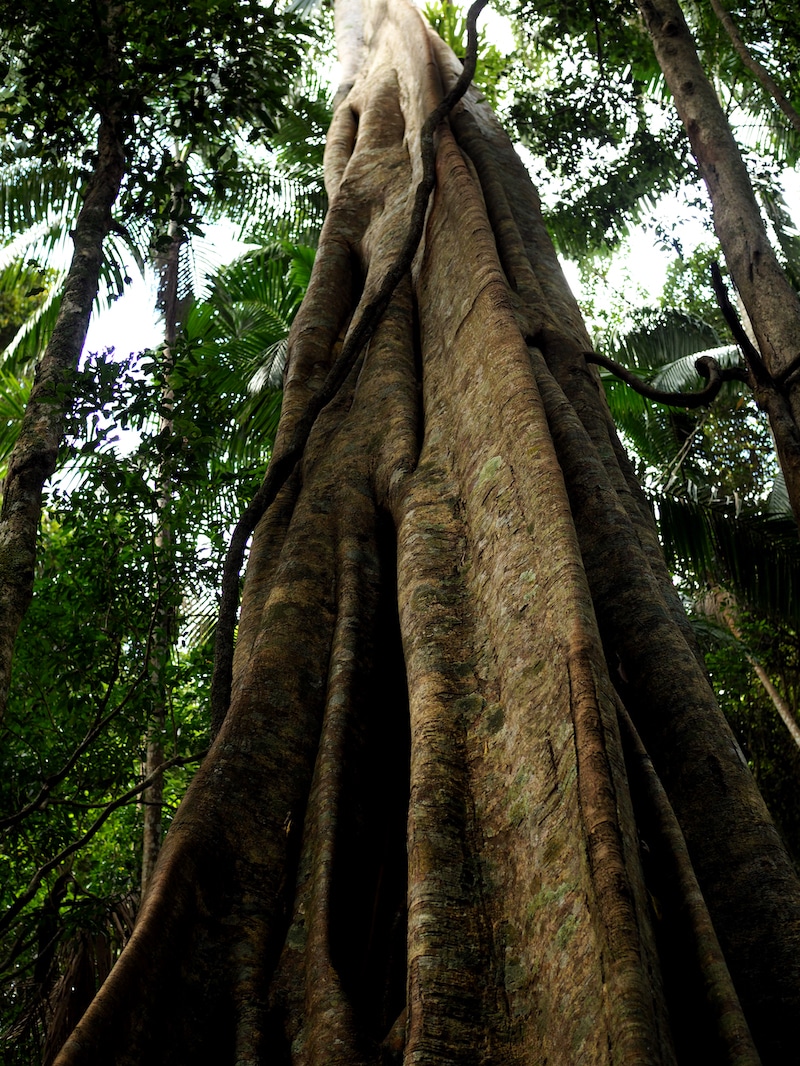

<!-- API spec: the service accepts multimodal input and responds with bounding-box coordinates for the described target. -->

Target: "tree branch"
[0,750,206,940]
[209,0,490,732]
[709,261,771,385]
[583,350,747,408]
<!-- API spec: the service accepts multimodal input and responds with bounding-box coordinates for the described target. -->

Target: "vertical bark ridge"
[233,470,303,679]
[398,456,510,1064]
[285,511,382,1064]
[446,81,686,671]
[529,345,800,1060]
[261,259,422,1061]
[323,98,360,195]
[364,280,421,513]
[276,234,360,448]
[565,644,677,1064]
[405,122,673,1061]
[537,328,704,657]
[616,704,762,1066]
[444,91,696,662]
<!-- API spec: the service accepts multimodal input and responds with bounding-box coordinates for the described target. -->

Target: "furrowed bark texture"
[54,0,800,1062]
[634,0,800,528]
[0,113,125,721]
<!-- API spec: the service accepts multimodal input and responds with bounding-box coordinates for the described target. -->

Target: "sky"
[81,0,800,361]
[84,167,800,360]
[83,221,251,358]
[84,271,162,357]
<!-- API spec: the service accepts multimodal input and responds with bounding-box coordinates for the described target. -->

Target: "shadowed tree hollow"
[55,0,800,1062]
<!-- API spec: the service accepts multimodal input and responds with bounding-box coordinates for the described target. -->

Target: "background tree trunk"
[0,112,124,722]
[634,0,800,528]
[140,174,188,902]
[53,0,800,1062]
[707,0,800,136]
[700,586,800,751]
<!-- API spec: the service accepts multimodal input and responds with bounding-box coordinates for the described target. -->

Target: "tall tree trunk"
[0,111,125,722]
[747,654,800,748]
[54,0,800,1062]
[139,188,184,902]
[633,0,800,528]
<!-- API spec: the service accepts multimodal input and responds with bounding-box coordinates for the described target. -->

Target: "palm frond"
[0,161,81,239]
[689,615,742,649]
[0,369,32,475]
[598,308,750,487]
[0,218,72,276]
[175,243,311,470]
[602,308,721,370]
[286,0,324,13]
[766,469,792,516]
[651,344,741,394]
[759,185,800,291]
[659,493,800,626]
[230,388,283,462]
[235,169,327,247]
[1,284,64,372]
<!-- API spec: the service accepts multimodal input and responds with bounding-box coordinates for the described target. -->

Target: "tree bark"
[53,0,800,1062]
[0,111,125,721]
[633,0,800,530]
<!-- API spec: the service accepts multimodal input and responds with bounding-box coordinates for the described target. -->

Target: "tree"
[626,0,800,528]
[506,0,800,532]
[0,331,276,1061]
[137,75,329,883]
[0,27,323,1051]
[700,602,800,866]
[0,0,125,723]
[0,0,305,722]
[50,0,800,1063]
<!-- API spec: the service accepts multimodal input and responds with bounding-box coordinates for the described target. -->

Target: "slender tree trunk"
[140,176,187,900]
[707,0,800,136]
[702,587,800,751]
[748,655,800,749]
[0,112,125,721]
[139,712,166,902]
[139,232,176,902]
[54,0,800,1062]
[633,0,800,528]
